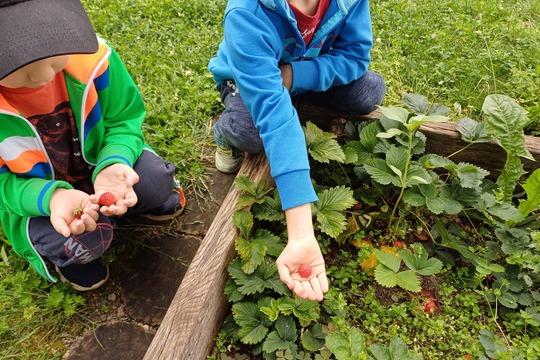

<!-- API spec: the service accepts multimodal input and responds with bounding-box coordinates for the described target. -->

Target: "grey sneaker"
[215,143,244,173]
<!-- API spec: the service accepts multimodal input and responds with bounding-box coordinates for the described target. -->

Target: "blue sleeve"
[223,8,318,210]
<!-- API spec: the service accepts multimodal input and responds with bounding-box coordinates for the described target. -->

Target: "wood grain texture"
[143,153,270,360]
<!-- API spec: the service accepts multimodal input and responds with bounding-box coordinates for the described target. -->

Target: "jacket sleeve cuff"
[274,169,318,210]
[290,60,319,93]
[92,144,137,182]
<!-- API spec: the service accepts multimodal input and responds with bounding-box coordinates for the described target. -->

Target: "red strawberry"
[99,192,116,207]
[298,263,312,278]
[393,240,405,249]
[424,299,437,314]
[72,207,83,220]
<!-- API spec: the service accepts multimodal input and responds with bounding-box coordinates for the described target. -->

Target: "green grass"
[1,0,539,358]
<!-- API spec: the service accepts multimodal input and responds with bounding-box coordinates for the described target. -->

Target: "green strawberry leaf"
[262,316,297,354]
[235,236,267,274]
[304,122,346,163]
[302,324,326,351]
[232,301,272,344]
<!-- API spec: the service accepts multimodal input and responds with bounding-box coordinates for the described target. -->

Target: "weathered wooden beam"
[143,153,270,360]
[296,102,540,176]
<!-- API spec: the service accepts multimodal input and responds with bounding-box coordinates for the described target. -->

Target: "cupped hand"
[91,163,139,216]
[49,188,100,237]
[276,235,329,301]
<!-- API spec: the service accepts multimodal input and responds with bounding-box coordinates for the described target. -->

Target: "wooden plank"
[144,152,271,360]
[296,103,540,176]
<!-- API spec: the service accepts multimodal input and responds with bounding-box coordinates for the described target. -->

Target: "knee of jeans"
[349,72,387,114]
[217,119,264,153]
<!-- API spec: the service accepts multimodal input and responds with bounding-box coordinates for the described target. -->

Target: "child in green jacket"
[0,0,185,291]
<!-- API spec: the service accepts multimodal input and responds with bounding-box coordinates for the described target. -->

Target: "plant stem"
[387,132,414,231]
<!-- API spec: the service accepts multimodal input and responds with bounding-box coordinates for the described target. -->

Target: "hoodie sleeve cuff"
[274,169,318,210]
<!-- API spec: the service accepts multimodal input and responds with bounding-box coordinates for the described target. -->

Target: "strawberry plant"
[211,94,540,359]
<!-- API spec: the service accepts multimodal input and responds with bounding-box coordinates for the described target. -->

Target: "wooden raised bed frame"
[144,104,540,360]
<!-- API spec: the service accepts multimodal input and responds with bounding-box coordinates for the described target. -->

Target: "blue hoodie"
[208,0,373,210]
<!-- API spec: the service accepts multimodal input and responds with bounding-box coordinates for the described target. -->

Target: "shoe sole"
[142,206,185,221]
[55,265,110,292]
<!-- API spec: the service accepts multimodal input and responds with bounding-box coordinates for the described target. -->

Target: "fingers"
[50,216,71,238]
[277,261,295,290]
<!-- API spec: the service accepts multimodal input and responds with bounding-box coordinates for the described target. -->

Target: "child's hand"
[276,234,329,301]
[49,188,100,237]
[91,163,139,216]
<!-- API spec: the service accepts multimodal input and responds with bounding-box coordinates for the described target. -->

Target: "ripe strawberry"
[353,203,362,210]
[99,192,116,207]
[298,263,312,278]
[72,207,83,220]
[424,299,437,314]
[393,240,405,249]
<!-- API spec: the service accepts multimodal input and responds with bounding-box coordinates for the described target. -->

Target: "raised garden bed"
[144,102,540,359]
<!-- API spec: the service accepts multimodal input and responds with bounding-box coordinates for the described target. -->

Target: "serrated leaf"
[370,336,422,360]
[313,186,356,238]
[497,291,518,309]
[425,197,445,214]
[233,211,254,238]
[374,265,399,288]
[374,249,401,272]
[305,122,346,163]
[302,324,326,351]
[232,301,272,344]
[403,93,430,114]
[403,190,426,207]
[456,117,490,144]
[235,237,267,274]
[386,146,408,173]
[277,297,320,327]
[262,316,297,353]
[395,271,422,292]
[377,128,403,139]
[253,191,285,222]
[407,113,449,132]
[229,259,290,296]
[379,106,410,124]
[441,196,463,215]
[235,174,258,194]
[399,247,443,276]
[364,158,401,186]
[456,163,490,190]
[326,328,366,360]
[254,229,285,258]
[518,168,540,216]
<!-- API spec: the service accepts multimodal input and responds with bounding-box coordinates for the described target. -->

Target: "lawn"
[0,0,539,359]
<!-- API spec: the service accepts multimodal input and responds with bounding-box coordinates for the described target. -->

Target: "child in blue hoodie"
[208,0,386,301]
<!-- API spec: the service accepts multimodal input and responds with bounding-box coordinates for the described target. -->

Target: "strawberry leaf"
[326,327,367,359]
[304,122,346,163]
[312,186,356,238]
[276,297,320,327]
[233,211,254,239]
[399,245,443,276]
[262,316,297,354]
[232,301,272,344]
[228,259,290,296]
[374,265,399,288]
[235,237,267,274]
[302,324,326,352]
[374,249,401,273]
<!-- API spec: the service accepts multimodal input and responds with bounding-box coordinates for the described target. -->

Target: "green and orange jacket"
[0,38,147,281]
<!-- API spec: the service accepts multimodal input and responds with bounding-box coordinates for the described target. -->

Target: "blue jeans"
[29,149,179,267]
[215,71,386,153]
